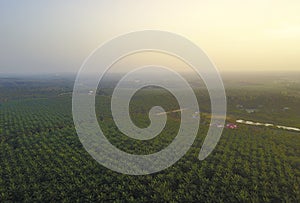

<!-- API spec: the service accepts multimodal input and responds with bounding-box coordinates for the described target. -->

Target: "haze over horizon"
[1,0,300,75]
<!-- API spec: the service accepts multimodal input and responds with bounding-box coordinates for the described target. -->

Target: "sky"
[0,0,300,75]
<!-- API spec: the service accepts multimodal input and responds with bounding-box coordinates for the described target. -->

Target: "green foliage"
[0,77,299,202]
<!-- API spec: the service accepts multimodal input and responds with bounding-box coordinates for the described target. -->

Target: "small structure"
[236,104,243,109]
[226,123,238,129]
[192,111,200,119]
[245,108,257,113]
[209,123,225,128]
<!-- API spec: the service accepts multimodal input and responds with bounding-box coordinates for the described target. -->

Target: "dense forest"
[0,75,299,202]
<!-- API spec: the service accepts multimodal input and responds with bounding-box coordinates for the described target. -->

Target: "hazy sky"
[0,0,299,74]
